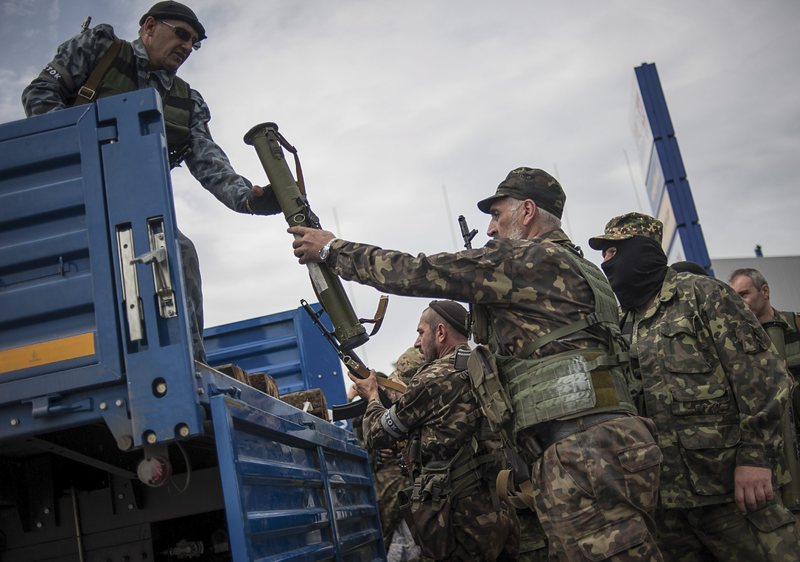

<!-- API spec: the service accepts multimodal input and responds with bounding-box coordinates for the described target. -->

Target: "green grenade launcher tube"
[244,122,368,351]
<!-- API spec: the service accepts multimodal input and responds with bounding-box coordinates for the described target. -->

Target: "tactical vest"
[72,39,193,167]
[469,240,636,440]
[405,369,500,505]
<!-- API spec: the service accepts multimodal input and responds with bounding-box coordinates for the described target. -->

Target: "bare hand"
[734,465,774,513]
[379,448,396,461]
[346,369,380,403]
[288,226,335,264]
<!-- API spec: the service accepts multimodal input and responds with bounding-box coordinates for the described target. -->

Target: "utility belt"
[527,411,626,458]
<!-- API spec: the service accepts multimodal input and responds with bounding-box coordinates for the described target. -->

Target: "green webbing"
[75,41,192,166]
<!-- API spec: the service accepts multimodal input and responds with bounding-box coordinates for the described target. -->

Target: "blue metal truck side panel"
[0,89,202,447]
[0,102,123,394]
[204,305,348,407]
[211,393,383,561]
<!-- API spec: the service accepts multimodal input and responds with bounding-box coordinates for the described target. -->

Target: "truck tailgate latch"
[131,218,178,320]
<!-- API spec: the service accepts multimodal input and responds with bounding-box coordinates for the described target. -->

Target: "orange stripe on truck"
[0,332,96,374]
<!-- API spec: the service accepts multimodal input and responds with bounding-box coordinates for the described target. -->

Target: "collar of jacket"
[131,37,177,91]
[640,266,679,320]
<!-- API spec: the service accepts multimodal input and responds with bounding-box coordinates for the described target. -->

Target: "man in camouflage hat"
[349,301,519,561]
[292,167,664,561]
[22,1,281,363]
[590,212,799,561]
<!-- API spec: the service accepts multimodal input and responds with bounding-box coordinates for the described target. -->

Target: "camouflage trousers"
[177,231,206,363]
[401,486,520,561]
[530,415,664,562]
[447,494,520,561]
[373,459,407,543]
[517,508,549,562]
[655,500,800,562]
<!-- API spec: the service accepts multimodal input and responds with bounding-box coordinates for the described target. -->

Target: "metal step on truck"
[0,89,385,562]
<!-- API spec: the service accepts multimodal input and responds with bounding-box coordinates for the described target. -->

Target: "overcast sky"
[2,0,798,376]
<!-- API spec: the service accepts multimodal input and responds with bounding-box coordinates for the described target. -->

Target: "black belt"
[534,412,626,454]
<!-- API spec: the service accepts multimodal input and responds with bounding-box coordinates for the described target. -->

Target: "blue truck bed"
[0,89,384,561]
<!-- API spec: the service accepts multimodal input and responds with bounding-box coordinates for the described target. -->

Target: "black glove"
[246,185,281,215]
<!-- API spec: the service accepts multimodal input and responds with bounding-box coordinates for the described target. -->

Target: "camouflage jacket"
[330,229,611,359]
[628,268,791,508]
[362,345,481,467]
[21,24,264,215]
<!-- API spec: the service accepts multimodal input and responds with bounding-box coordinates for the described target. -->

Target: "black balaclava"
[601,236,668,311]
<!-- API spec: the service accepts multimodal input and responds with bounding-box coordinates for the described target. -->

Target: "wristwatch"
[319,239,335,262]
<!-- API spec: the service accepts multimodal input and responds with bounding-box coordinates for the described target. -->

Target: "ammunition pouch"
[470,304,491,344]
[501,348,636,437]
[467,345,514,433]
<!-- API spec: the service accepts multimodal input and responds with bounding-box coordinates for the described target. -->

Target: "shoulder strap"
[72,38,124,106]
[516,247,620,359]
[163,76,194,167]
[517,313,598,359]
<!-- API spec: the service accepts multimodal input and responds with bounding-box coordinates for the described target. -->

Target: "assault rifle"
[458,215,477,249]
[300,300,406,421]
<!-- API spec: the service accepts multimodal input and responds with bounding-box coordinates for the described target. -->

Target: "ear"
[142,16,157,35]
[435,323,447,343]
[521,199,537,226]
[762,283,770,300]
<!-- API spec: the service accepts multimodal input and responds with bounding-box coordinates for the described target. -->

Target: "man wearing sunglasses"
[22,1,281,363]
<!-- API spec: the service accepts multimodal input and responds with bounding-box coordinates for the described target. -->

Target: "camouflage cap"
[389,346,425,384]
[477,167,565,219]
[588,212,663,250]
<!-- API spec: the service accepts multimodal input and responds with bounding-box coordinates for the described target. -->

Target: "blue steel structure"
[633,62,713,273]
[0,90,384,561]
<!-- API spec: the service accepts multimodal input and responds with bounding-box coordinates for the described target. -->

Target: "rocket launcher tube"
[244,122,368,351]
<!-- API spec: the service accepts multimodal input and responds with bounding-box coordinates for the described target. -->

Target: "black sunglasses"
[158,20,201,51]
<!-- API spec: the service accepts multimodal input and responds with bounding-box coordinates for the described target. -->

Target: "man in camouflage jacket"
[292,167,664,562]
[590,212,799,562]
[729,267,800,513]
[349,301,519,561]
[21,1,280,362]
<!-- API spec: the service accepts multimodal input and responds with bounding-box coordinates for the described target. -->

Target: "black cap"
[140,1,206,41]
[477,167,565,218]
[428,300,469,337]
